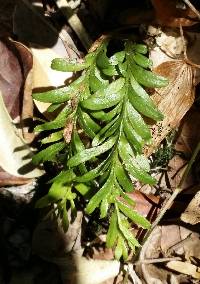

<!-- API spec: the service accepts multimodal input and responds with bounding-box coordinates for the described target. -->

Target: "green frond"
[32,39,168,259]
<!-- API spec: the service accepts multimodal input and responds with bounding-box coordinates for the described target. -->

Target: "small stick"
[166,233,192,256]
[134,256,181,265]
[182,0,200,20]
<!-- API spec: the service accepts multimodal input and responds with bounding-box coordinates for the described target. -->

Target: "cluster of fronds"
[32,38,168,259]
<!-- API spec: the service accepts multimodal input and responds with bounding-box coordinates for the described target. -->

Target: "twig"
[134,256,181,265]
[182,0,200,20]
[166,233,192,256]
[133,140,200,261]
[55,0,92,51]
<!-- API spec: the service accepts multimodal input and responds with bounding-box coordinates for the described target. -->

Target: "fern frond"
[32,38,168,260]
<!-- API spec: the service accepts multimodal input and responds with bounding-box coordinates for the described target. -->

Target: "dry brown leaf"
[166,261,200,279]
[137,225,200,283]
[145,60,195,157]
[151,0,199,27]
[0,39,23,119]
[0,170,30,186]
[181,190,200,225]
[13,40,35,143]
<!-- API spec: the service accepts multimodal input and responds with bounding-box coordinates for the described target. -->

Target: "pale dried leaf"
[181,191,200,225]
[161,225,182,255]
[145,60,195,156]
[0,91,42,178]
[137,225,200,283]
[166,261,200,279]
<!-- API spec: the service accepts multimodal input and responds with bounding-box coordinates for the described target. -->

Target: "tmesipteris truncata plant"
[32,38,168,260]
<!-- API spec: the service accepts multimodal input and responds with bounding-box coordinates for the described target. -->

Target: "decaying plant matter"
[32,38,168,260]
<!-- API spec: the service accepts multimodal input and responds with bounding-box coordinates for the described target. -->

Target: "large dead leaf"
[136,225,200,283]
[151,0,199,27]
[0,39,23,119]
[145,60,195,156]
[0,91,42,178]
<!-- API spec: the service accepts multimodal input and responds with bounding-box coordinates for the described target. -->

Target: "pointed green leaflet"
[114,237,123,260]
[132,52,153,68]
[92,115,120,146]
[72,131,88,174]
[48,169,76,184]
[72,130,85,152]
[75,158,110,182]
[82,91,123,110]
[89,66,109,92]
[51,58,88,72]
[81,78,125,110]
[116,205,140,249]
[85,173,113,214]
[113,177,135,207]
[123,118,143,153]
[102,65,118,76]
[133,44,148,54]
[106,210,118,248]
[128,82,163,121]
[126,102,151,140]
[78,109,101,138]
[135,154,150,172]
[48,182,68,202]
[130,61,168,88]
[117,200,151,229]
[32,142,65,164]
[96,47,110,69]
[115,159,133,192]
[75,183,91,196]
[118,61,127,76]
[67,136,116,167]
[41,130,63,144]
[90,103,122,122]
[33,75,85,103]
[84,52,96,65]
[118,235,128,260]
[118,138,156,185]
[114,233,128,260]
[100,198,109,218]
[33,87,71,103]
[109,51,125,65]
[46,103,63,112]
[34,106,71,132]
